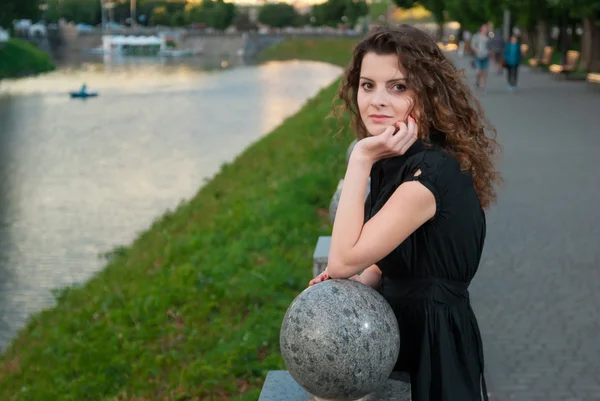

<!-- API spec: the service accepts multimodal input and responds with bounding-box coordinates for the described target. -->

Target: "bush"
[0,38,55,79]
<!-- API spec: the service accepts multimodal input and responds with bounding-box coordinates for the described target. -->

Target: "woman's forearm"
[328,153,374,276]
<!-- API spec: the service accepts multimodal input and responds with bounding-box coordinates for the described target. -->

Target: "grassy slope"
[0,38,359,401]
[257,37,358,67]
[0,38,55,79]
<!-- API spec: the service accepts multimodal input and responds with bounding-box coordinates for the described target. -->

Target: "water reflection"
[0,55,246,96]
[0,58,342,351]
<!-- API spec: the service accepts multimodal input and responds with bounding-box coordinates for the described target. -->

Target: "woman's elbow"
[327,257,361,279]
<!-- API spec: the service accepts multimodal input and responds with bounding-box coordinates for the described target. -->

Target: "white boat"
[157,48,202,57]
[92,34,201,57]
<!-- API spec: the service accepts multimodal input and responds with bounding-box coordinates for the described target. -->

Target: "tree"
[1,0,41,29]
[500,0,555,58]
[150,5,171,25]
[258,3,298,28]
[311,0,368,27]
[171,10,186,26]
[58,0,100,25]
[232,12,258,31]
[444,0,488,32]
[393,0,444,39]
[555,0,600,70]
[344,0,369,27]
[186,0,236,30]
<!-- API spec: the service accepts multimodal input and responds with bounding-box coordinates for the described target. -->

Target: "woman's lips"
[369,114,393,124]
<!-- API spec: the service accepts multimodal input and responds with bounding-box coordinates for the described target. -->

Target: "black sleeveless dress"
[364,136,488,401]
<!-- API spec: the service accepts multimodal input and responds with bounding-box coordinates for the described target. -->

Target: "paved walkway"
[451,55,600,401]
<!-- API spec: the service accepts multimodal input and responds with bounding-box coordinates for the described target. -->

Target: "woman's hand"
[308,270,330,286]
[308,270,363,287]
[352,115,418,164]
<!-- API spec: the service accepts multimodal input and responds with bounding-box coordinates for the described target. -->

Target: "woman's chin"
[368,127,388,136]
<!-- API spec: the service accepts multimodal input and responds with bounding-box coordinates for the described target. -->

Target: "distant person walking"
[460,30,472,57]
[470,24,491,90]
[490,28,505,74]
[503,34,522,92]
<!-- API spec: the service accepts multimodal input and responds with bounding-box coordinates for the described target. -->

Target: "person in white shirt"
[470,24,491,89]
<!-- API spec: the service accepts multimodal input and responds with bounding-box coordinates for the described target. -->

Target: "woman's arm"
[309,264,382,288]
[327,153,435,279]
[327,159,435,278]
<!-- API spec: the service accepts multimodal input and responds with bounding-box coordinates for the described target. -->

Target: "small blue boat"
[69,91,98,99]
[69,83,98,99]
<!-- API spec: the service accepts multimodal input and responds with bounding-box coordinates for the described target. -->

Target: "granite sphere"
[280,279,400,401]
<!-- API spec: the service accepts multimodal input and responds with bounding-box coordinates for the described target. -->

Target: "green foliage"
[187,0,236,30]
[392,0,443,37]
[258,3,299,28]
[445,0,491,32]
[369,0,391,20]
[44,0,100,25]
[137,0,186,25]
[424,0,445,24]
[170,10,186,27]
[150,5,170,26]
[0,38,356,401]
[311,0,369,27]
[0,39,55,80]
[443,0,598,33]
[0,0,41,29]
[258,37,359,66]
[557,0,600,19]
[142,0,187,14]
[392,0,415,8]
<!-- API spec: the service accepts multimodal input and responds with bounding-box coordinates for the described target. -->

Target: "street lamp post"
[100,0,107,30]
[131,0,137,27]
[39,3,49,24]
[503,9,511,41]
[104,2,115,27]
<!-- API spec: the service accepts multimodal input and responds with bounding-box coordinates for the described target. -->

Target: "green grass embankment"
[258,37,359,67]
[0,38,359,400]
[0,38,55,79]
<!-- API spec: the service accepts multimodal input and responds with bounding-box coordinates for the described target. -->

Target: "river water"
[0,55,342,351]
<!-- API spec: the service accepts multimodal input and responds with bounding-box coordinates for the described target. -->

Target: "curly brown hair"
[336,25,502,209]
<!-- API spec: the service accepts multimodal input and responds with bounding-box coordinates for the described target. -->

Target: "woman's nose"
[371,89,388,107]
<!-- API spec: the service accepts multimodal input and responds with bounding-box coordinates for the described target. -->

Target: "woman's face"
[357,52,417,136]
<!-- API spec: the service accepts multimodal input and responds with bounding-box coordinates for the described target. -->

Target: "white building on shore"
[0,27,10,43]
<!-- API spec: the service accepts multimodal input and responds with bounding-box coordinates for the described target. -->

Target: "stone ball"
[280,279,400,401]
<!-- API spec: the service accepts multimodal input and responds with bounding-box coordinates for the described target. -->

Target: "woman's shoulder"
[402,147,463,180]
[402,149,480,217]
[399,147,476,202]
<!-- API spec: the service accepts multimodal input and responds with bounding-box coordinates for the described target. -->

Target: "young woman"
[309,25,502,401]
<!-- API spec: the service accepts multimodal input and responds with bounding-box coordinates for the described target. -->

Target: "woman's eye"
[392,83,406,92]
[360,82,373,90]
